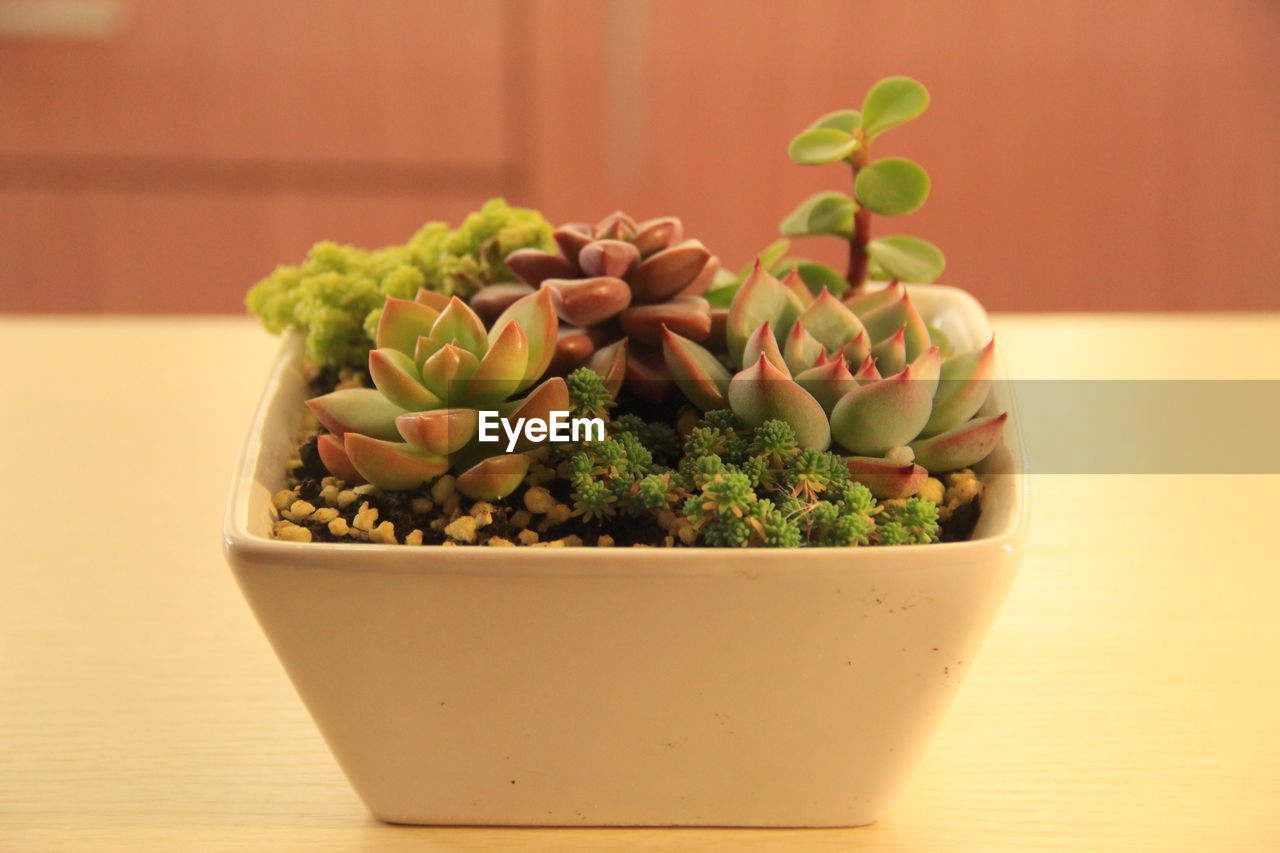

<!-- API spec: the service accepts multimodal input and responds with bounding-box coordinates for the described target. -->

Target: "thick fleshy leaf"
[578,239,641,279]
[306,388,406,441]
[467,321,529,405]
[343,434,448,491]
[728,355,831,450]
[779,268,816,308]
[830,363,935,456]
[369,348,440,411]
[629,239,712,304]
[726,261,805,366]
[677,253,719,300]
[910,345,941,397]
[504,248,576,287]
[456,454,532,501]
[797,289,866,353]
[469,282,534,324]
[587,338,628,398]
[871,327,907,376]
[396,408,479,456]
[624,344,673,402]
[316,433,365,484]
[783,320,824,374]
[419,344,480,403]
[742,321,790,376]
[843,456,926,499]
[845,281,903,316]
[491,289,558,390]
[552,224,592,268]
[633,216,683,257]
[910,412,1007,472]
[794,353,855,413]
[865,236,946,283]
[548,326,597,375]
[542,276,631,327]
[929,323,954,358]
[861,292,930,360]
[415,289,452,311]
[779,191,856,238]
[808,108,861,133]
[788,128,857,165]
[921,338,996,438]
[860,76,930,141]
[618,296,711,345]
[375,297,439,355]
[842,329,872,366]
[852,354,881,384]
[429,297,488,358]
[593,210,637,241]
[854,157,930,216]
[662,326,731,411]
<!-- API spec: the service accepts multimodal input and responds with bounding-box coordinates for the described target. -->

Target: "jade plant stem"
[847,141,872,293]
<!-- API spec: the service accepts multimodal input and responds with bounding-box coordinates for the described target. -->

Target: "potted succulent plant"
[225,77,1027,827]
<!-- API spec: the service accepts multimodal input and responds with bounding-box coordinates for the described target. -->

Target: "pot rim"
[224,283,1028,568]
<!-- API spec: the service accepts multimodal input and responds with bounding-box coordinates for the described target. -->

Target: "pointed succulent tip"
[415,289,452,311]
[491,288,558,390]
[780,267,815,307]
[316,433,365,485]
[468,321,529,404]
[468,282,535,324]
[728,354,831,449]
[343,433,448,491]
[456,454,532,501]
[910,412,1007,472]
[843,456,927,499]
[743,321,790,377]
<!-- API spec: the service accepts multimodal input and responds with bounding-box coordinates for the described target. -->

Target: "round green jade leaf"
[788,128,858,165]
[865,235,946,283]
[854,157,931,216]
[860,76,930,141]
[807,109,861,133]
[779,192,857,238]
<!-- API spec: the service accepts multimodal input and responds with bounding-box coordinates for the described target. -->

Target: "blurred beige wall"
[2,0,1277,313]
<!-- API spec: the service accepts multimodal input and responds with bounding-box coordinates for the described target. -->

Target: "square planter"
[223,283,1027,827]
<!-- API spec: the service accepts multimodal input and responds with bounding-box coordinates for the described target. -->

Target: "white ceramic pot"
[224,284,1028,827]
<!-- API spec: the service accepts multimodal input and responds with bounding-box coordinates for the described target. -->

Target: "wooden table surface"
[2,315,1277,851]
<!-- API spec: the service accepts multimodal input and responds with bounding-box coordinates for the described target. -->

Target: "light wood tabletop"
[2,314,1277,851]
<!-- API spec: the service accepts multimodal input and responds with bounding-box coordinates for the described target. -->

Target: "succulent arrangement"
[259,76,1006,549]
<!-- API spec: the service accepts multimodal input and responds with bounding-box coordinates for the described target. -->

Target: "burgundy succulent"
[469,211,719,401]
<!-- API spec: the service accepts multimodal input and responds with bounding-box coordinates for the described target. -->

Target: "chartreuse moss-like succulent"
[469,211,719,401]
[245,198,553,368]
[305,286,570,500]
[663,262,1005,498]
[782,76,943,294]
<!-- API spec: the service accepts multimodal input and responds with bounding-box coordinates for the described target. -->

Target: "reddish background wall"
[2,0,1277,314]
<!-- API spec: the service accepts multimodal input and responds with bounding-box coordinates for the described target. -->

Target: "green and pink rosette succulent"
[306,287,568,500]
[662,263,1006,497]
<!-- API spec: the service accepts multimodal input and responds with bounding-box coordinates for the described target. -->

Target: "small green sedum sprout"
[783,76,944,294]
